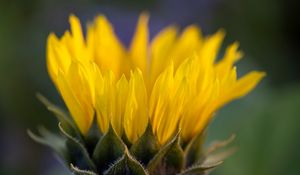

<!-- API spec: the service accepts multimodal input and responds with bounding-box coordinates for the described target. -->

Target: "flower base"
[29,94,235,175]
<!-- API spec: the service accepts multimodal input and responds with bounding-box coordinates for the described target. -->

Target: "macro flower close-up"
[3,1,300,175]
[30,13,264,174]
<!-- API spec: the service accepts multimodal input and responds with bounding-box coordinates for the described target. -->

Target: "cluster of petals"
[47,13,265,145]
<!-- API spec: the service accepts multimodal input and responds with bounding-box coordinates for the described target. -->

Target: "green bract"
[29,94,235,175]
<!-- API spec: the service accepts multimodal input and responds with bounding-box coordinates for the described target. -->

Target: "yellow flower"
[47,13,265,145]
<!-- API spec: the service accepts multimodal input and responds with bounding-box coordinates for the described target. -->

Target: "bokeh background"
[0,0,299,174]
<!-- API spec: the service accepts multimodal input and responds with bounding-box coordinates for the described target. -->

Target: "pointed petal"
[95,71,116,134]
[130,13,149,74]
[92,15,126,77]
[150,26,177,86]
[57,69,94,135]
[113,75,129,136]
[124,69,148,143]
[46,33,71,83]
[217,71,266,109]
[69,14,84,54]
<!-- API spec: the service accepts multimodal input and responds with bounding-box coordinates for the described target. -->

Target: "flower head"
[47,13,265,145]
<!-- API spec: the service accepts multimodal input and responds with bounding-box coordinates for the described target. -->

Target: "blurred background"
[0,0,299,174]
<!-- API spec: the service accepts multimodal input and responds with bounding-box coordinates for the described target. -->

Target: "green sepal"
[184,130,206,167]
[147,132,184,175]
[130,123,159,165]
[202,147,236,166]
[180,134,236,175]
[121,132,133,148]
[92,124,126,173]
[104,148,148,175]
[201,134,236,164]
[70,164,98,175]
[58,123,97,172]
[84,117,102,155]
[179,160,223,175]
[27,127,69,163]
[36,93,80,138]
[205,134,235,155]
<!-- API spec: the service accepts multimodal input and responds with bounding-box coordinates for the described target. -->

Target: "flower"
[47,13,265,145]
[33,13,266,175]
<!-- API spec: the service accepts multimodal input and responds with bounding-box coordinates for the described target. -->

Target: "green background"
[0,0,299,174]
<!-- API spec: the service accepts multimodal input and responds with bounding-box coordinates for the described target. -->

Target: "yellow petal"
[130,13,149,74]
[57,68,94,135]
[46,33,59,82]
[158,78,187,144]
[199,29,225,66]
[69,14,85,57]
[149,63,175,144]
[86,23,96,62]
[215,42,243,83]
[170,25,202,69]
[150,26,177,87]
[92,15,127,77]
[95,71,116,134]
[113,75,129,136]
[124,69,148,142]
[216,71,266,109]
[47,33,72,80]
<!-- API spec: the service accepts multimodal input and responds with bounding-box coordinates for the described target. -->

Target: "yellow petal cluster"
[47,13,265,145]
